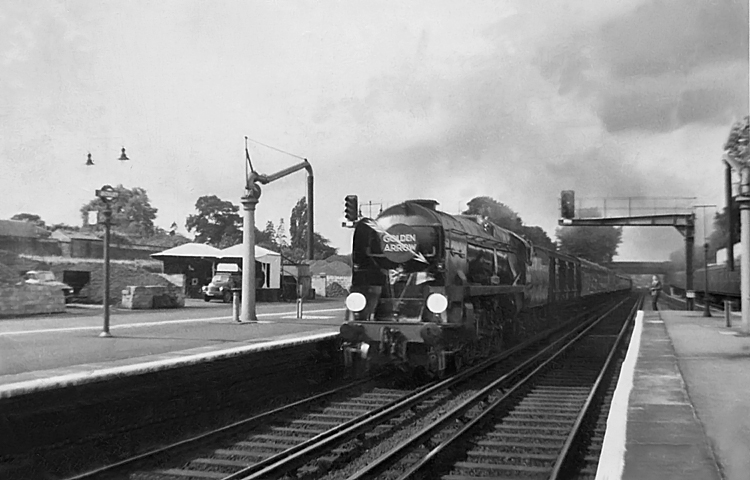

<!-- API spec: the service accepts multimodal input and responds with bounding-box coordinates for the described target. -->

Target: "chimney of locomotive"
[409,199,439,210]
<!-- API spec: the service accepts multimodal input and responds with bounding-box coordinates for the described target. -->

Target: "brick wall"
[0,285,65,317]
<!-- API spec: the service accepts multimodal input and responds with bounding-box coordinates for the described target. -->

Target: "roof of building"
[151,243,223,258]
[219,244,280,259]
[0,220,49,239]
[310,260,352,276]
[51,230,100,242]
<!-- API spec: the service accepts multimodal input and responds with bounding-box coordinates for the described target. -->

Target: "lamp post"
[703,242,711,318]
[87,148,129,337]
[96,186,118,336]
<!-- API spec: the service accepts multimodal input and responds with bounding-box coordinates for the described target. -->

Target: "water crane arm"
[253,160,312,185]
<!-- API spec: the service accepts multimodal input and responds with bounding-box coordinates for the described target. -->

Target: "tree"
[275,218,289,248]
[724,116,749,161]
[185,195,243,248]
[521,225,556,251]
[289,197,308,250]
[147,227,192,248]
[256,220,278,250]
[463,197,524,232]
[556,209,622,264]
[80,185,158,236]
[287,197,338,260]
[708,207,740,254]
[49,223,80,232]
[11,213,46,229]
[463,196,555,250]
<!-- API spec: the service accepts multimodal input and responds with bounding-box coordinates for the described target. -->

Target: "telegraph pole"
[724,157,750,334]
[695,204,716,317]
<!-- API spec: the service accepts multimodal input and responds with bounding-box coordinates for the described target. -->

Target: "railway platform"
[598,304,750,480]
[0,298,343,398]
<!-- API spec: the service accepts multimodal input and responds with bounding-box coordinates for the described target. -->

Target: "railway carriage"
[339,199,632,377]
[666,264,741,305]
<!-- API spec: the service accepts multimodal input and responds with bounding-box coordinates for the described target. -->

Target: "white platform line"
[595,310,644,480]
[0,307,345,337]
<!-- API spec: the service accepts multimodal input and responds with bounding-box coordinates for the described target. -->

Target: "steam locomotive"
[339,199,632,377]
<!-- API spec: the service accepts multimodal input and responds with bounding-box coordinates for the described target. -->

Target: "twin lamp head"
[86,148,129,166]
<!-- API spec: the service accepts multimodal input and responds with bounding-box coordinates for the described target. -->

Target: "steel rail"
[548,298,639,478]
[345,297,631,479]
[63,377,374,480]
[233,301,619,480]
[66,296,625,480]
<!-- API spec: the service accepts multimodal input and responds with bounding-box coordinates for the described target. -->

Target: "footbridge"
[605,261,672,276]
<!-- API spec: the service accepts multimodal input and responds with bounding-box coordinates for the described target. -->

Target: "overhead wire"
[245,136,307,161]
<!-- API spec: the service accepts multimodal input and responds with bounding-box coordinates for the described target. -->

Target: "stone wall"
[121,285,185,309]
[0,284,65,317]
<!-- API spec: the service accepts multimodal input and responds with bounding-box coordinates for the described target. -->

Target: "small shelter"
[219,244,281,300]
[151,243,222,298]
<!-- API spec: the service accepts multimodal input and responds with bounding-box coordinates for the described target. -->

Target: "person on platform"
[650,275,662,310]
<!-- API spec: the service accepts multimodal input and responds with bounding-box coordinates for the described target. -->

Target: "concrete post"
[240,186,260,322]
[233,289,240,322]
[740,168,750,334]
[725,301,732,328]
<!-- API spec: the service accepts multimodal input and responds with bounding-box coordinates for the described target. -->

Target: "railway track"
[343,295,638,480]
[67,294,635,480]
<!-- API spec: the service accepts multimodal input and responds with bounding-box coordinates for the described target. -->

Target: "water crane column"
[240,147,313,322]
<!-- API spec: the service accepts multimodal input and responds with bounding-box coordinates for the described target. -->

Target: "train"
[339,199,632,377]
[665,263,741,305]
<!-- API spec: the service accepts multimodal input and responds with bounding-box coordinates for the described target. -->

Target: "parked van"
[202,263,241,303]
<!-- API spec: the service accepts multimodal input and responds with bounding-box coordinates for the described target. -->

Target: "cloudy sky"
[1,0,747,260]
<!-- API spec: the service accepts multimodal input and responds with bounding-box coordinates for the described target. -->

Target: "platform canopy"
[151,243,223,259]
[219,244,281,261]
